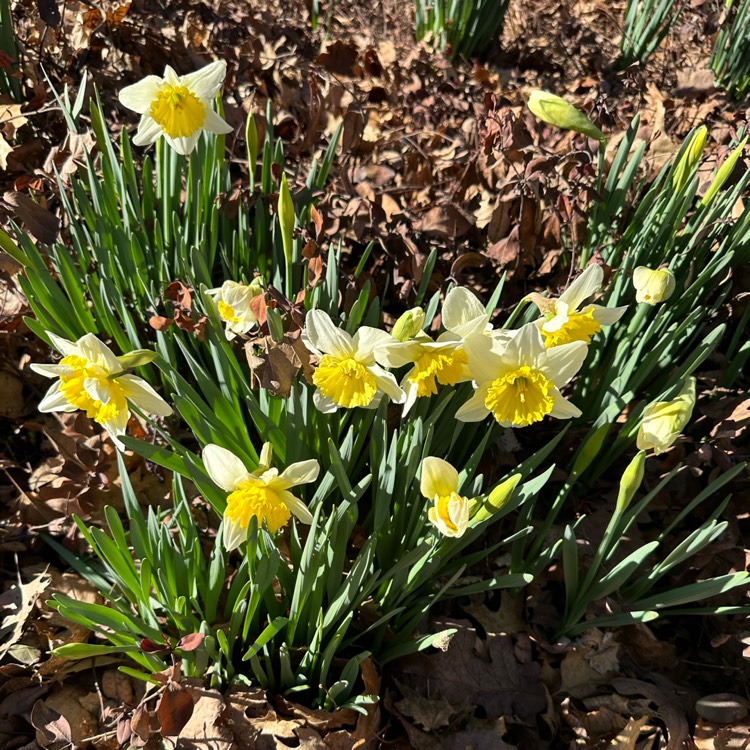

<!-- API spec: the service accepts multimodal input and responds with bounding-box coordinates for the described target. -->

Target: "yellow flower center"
[409,349,468,398]
[542,307,601,348]
[225,481,290,534]
[218,300,240,324]
[150,84,206,138]
[484,365,554,427]
[313,355,377,409]
[59,355,128,425]
[435,492,462,533]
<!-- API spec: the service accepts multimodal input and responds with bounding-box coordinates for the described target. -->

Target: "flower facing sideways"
[30,333,172,449]
[207,278,263,340]
[203,442,320,550]
[118,60,233,155]
[420,457,470,538]
[637,378,696,454]
[375,288,490,413]
[527,264,626,348]
[457,323,588,427]
[632,266,676,305]
[303,309,405,412]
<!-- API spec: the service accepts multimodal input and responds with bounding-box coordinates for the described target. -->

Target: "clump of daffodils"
[30,333,172,449]
[637,378,696,454]
[303,310,405,412]
[526,264,626,348]
[207,278,264,340]
[420,457,470,538]
[457,323,588,427]
[376,288,490,413]
[119,60,233,155]
[202,442,320,550]
[632,266,676,305]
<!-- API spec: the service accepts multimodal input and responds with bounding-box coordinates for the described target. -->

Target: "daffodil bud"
[615,450,646,513]
[392,307,425,341]
[571,423,610,479]
[116,349,158,369]
[632,266,676,305]
[702,136,748,207]
[472,474,521,524]
[672,126,707,192]
[278,173,295,264]
[636,378,696,454]
[527,90,605,142]
[245,111,258,168]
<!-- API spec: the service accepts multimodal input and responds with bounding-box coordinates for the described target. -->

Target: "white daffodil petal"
[258,442,273,473]
[374,339,424,369]
[593,305,627,325]
[401,378,419,416]
[312,390,339,413]
[420,457,459,500]
[275,459,320,489]
[102,408,130,438]
[353,326,395,361]
[38,381,77,412]
[202,107,233,135]
[166,132,202,156]
[455,385,491,422]
[543,340,588,387]
[462,332,504,385]
[560,264,603,311]
[442,287,488,331]
[77,333,122,374]
[280,491,314,525]
[549,389,582,419]
[370,365,406,404]
[46,332,78,357]
[118,76,163,114]
[222,517,248,552]
[305,310,353,358]
[29,363,70,378]
[182,60,228,100]
[118,374,173,416]
[203,444,250,491]
[503,323,545,370]
[132,115,163,146]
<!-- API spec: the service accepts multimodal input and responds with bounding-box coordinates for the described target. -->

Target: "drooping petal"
[374,339,424,369]
[400,377,419,416]
[203,444,250,491]
[274,459,320,489]
[442,287,488,332]
[592,304,628,325]
[304,309,353,358]
[101,408,130,440]
[76,333,122,374]
[182,60,228,100]
[165,132,202,156]
[202,107,233,135]
[542,340,588,387]
[132,114,163,146]
[559,264,603,311]
[38,381,77,412]
[369,364,406,404]
[312,390,339,413]
[279,491,314,525]
[455,384,491,422]
[46,332,79,357]
[420,457,459,500]
[222,517,248,552]
[118,76,163,114]
[548,389,582,419]
[353,326,395,362]
[118,374,173,416]
[29,363,71,378]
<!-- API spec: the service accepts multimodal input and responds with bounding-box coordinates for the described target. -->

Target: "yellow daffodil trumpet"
[207,278,264,340]
[632,266,676,305]
[637,378,696,454]
[420,457,470,538]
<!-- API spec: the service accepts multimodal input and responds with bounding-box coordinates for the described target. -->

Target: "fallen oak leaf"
[157,683,195,737]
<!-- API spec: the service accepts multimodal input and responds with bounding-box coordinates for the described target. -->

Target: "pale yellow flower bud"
[527,90,605,142]
[702,136,748,207]
[637,378,696,454]
[615,450,645,513]
[672,126,707,192]
[392,308,425,341]
[471,474,521,524]
[633,266,676,305]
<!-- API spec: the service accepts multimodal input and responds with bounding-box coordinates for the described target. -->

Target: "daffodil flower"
[203,442,319,550]
[375,287,492,414]
[30,333,172,449]
[420,457,470,538]
[457,323,588,427]
[632,266,676,305]
[527,264,626,348]
[206,279,263,340]
[637,378,696,454]
[119,60,233,155]
[303,310,405,413]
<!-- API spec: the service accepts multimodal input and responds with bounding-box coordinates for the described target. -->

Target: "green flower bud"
[278,173,295,264]
[527,90,605,142]
[392,308,425,341]
[571,423,610,480]
[472,474,521,524]
[672,126,707,192]
[116,349,158,369]
[615,450,646,513]
[702,136,748,207]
